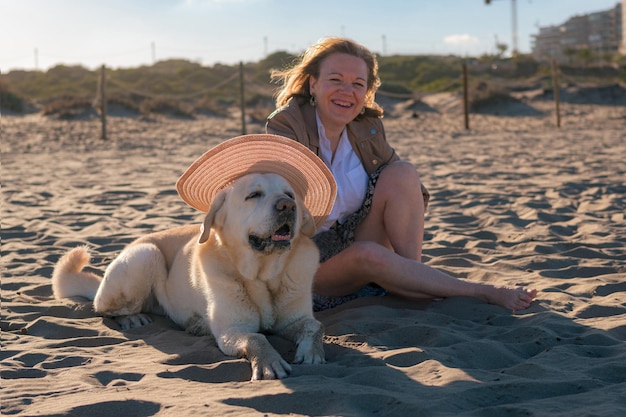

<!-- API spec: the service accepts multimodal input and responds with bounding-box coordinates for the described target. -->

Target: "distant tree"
[258,51,295,72]
[602,52,613,65]
[577,49,594,66]
[496,42,508,59]
[513,54,540,77]
[563,48,577,65]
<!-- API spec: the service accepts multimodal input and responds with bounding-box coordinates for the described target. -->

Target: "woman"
[266,37,536,312]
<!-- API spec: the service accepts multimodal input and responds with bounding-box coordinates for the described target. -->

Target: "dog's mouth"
[249,223,293,252]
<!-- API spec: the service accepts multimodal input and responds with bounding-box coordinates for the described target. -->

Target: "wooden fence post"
[239,61,246,135]
[99,64,107,140]
[462,62,469,130]
[551,59,561,128]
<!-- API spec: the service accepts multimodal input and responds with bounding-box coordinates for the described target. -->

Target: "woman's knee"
[378,161,421,194]
[345,241,393,272]
[371,162,423,212]
[386,160,419,176]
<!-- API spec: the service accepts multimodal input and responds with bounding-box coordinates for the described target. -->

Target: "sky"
[0,0,621,72]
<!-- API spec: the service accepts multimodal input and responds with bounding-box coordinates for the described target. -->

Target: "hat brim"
[176,134,337,230]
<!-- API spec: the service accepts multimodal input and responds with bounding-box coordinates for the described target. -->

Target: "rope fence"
[106,71,240,100]
[95,63,244,139]
[91,61,574,139]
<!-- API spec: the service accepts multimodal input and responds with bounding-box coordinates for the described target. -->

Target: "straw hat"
[176,134,337,229]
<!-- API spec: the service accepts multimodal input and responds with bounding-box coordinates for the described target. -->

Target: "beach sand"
[2,94,626,416]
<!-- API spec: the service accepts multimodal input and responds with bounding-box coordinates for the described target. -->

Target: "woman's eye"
[245,191,262,200]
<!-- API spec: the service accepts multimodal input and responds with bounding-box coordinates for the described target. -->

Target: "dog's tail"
[52,246,102,300]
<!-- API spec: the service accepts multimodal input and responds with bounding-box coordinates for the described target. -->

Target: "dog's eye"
[245,191,262,200]
[285,191,294,199]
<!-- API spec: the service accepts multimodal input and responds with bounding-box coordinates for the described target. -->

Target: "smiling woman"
[266,37,537,312]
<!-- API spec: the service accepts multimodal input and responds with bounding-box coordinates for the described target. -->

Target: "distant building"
[531,1,623,62]
[622,0,626,54]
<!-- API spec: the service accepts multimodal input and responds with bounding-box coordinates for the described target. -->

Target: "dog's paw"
[115,313,152,330]
[293,338,326,365]
[250,354,292,380]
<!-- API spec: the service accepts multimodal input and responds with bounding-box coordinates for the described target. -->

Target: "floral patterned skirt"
[311,166,388,312]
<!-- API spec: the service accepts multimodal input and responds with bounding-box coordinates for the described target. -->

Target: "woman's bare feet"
[479,285,538,313]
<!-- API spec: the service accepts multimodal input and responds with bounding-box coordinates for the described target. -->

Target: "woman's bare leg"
[314,161,536,311]
[313,241,537,312]
[354,161,425,261]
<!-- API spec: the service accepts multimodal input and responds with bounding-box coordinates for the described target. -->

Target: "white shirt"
[316,112,369,233]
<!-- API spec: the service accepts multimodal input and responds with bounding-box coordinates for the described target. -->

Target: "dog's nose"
[275,197,296,213]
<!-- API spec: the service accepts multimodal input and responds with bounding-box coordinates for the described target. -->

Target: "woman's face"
[309,53,369,136]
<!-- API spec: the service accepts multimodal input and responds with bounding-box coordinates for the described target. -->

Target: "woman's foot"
[480,285,538,313]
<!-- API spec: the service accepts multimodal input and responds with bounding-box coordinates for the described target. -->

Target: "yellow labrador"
[52,172,325,380]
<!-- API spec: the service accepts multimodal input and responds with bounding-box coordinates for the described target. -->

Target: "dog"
[52,172,325,380]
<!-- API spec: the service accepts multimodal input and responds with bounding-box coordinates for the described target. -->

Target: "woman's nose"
[339,82,353,93]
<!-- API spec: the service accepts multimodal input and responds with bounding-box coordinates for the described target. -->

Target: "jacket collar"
[300,97,321,153]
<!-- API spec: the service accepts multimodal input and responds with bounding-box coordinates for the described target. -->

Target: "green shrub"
[378,82,413,95]
[419,78,460,93]
[469,82,511,110]
[139,98,194,118]
[41,95,93,118]
[0,80,25,113]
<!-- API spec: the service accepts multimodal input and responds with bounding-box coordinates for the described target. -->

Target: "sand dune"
[2,97,625,416]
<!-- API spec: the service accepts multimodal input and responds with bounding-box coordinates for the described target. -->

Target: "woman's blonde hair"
[271,37,383,116]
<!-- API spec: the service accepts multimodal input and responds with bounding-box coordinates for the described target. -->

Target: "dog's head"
[198,173,316,254]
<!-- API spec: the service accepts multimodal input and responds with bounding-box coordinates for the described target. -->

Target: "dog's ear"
[199,190,227,244]
[300,205,317,238]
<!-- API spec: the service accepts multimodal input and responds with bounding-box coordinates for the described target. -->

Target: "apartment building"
[532,1,624,62]
[622,0,626,54]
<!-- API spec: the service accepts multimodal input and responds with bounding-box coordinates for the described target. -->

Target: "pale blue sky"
[0,0,620,71]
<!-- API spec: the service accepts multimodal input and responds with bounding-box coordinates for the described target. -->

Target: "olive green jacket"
[265,95,430,207]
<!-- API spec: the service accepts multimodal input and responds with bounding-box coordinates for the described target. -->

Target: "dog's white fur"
[52,173,325,380]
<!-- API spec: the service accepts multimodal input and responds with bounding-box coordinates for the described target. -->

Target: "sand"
[2,94,626,416]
